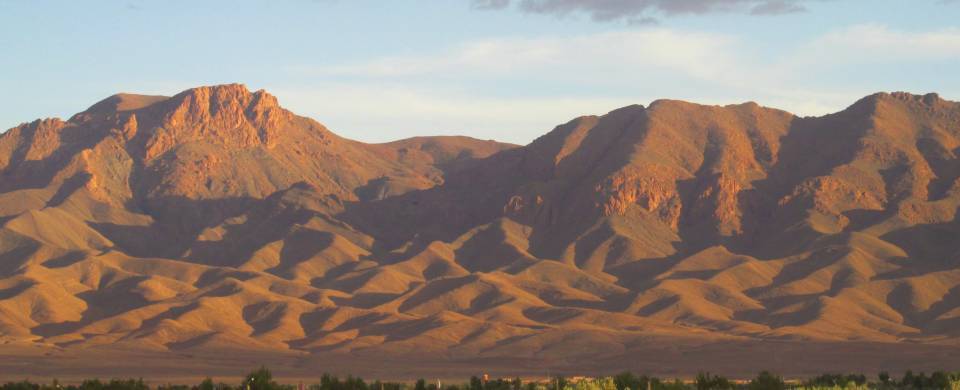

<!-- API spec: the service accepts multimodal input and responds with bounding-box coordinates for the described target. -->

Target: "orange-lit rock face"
[598,171,682,225]
[22,118,67,162]
[0,85,959,371]
[144,85,292,160]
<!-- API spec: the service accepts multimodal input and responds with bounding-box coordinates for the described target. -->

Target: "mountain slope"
[1,85,959,376]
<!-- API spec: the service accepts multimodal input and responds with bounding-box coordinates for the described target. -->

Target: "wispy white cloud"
[291,29,741,84]
[272,83,638,144]
[805,24,960,63]
[281,24,959,144]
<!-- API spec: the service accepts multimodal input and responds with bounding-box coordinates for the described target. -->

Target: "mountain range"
[1,84,959,379]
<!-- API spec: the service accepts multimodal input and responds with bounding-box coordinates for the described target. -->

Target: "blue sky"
[1,0,958,144]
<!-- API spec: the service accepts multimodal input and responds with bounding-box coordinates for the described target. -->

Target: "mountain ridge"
[1,84,959,377]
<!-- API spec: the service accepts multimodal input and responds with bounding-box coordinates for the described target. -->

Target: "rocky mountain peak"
[138,84,294,160]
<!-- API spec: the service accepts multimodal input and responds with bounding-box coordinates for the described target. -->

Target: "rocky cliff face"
[1,85,959,373]
[141,85,292,158]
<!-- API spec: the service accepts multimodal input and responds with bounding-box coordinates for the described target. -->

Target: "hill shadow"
[0,120,110,194]
[89,195,258,260]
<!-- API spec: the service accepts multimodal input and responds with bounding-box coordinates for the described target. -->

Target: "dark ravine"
[1,84,959,377]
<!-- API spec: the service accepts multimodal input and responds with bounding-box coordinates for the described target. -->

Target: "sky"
[0,0,958,145]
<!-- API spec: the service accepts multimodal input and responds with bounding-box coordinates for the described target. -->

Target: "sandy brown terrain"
[1,340,959,383]
[1,84,959,379]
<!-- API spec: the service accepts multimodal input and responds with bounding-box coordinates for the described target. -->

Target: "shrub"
[803,373,866,388]
[0,381,40,390]
[78,379,149,390]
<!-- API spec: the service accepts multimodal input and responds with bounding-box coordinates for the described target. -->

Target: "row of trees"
[3,368,960,390]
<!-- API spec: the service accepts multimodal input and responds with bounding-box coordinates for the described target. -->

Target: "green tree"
[932,372,951,390]
[695,373,731,390]
[614,372,640,390]
[416,379,427,390]
[570,379,595,390]
[879,371,891,385]
[747,371,784,390]
[1,381,40,390]
[344,376,366,390]
[320,374,336,390]
[596,378,617,390]
[552,377,567,390]
[902,370,916,389]
[243,367,280,390]
[911,372,929,389]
